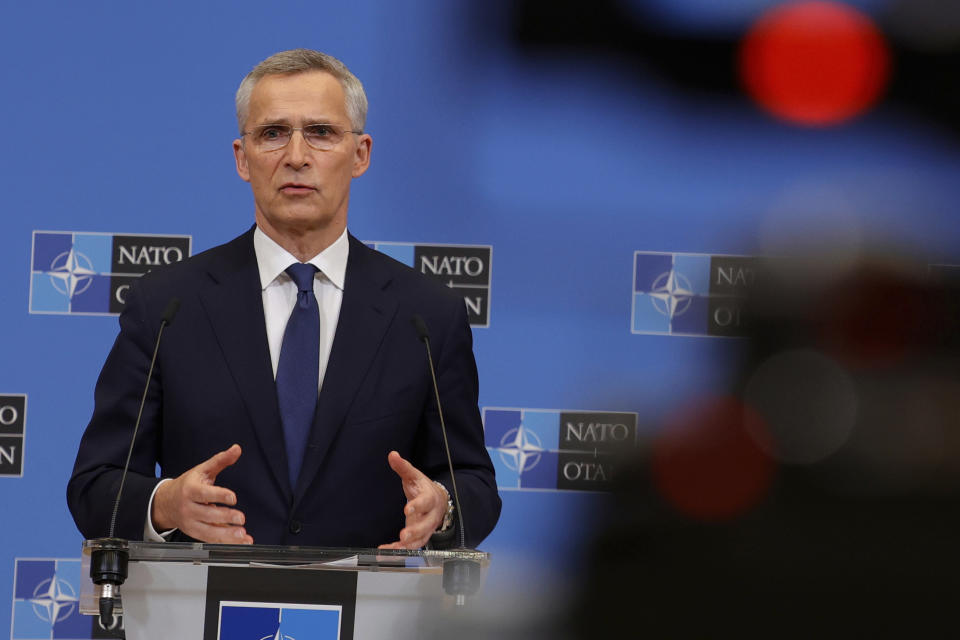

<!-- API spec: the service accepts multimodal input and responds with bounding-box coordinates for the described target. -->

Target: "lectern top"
[83,538,490,569]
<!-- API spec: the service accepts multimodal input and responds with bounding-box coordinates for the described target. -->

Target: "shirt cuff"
[143,478,178,542]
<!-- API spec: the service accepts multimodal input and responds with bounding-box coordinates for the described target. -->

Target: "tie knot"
[286,263,318,292]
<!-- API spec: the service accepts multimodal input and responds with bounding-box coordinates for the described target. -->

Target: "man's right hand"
[151,444,253,544]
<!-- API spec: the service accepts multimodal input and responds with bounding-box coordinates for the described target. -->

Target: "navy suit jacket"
[67,228,500,548]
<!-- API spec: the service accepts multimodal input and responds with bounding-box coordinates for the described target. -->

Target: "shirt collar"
[253,226,349,291]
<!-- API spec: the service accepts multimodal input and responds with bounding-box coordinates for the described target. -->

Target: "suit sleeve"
[66,279,165,540]
[418,299,501,549]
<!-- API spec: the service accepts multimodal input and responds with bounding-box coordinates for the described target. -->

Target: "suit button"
[289,520,302,534]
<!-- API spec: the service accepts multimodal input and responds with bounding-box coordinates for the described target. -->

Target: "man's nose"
[284,130,310,167]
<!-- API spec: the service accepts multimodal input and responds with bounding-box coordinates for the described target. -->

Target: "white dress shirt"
[144,225,349,541]
[254,225,347,387]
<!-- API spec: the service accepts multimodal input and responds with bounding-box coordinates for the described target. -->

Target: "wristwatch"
[433,480,454,532]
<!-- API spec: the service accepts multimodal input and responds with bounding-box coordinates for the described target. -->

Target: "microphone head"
[161,298,181,326]
[411,314,430,343]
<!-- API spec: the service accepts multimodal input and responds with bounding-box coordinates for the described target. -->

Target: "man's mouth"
[280,182,316,193]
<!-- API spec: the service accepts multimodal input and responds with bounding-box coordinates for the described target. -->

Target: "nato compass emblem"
[11,558,91,640]
[47,248,97,299]
[632,252,712,336]
[30,575,78,624]
[648,269,695,319]
[484,409,558,490]
[498,425,544,474]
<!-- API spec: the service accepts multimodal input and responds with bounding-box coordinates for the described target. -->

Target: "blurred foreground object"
[575,248,960,636]
[740,1,892,126]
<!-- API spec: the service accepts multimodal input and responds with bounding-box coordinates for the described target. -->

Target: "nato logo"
[30,231,191,315]
[0,394,27,477]
[11,559,93,640]
[217,602,341,640]
[632,251,758,337]
[368,241,492,327]
[484,408,638,492]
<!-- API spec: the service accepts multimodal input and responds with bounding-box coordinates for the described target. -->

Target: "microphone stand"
[89,298,180,630]
[412,315,482,606]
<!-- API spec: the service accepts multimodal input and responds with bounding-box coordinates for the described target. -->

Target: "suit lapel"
[293,236,398,506]
[198,230,293,502]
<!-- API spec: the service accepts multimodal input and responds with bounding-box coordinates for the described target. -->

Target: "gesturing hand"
[151,444,253,544]
[379,451,448,550]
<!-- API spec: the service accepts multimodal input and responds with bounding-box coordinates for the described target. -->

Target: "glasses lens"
[255,125,291,151]
[302,124,344,150]
[249,124,348,151]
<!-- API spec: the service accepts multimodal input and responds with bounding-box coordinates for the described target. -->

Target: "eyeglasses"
[242,123,363,152]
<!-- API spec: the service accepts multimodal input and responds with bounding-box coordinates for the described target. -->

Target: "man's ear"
[352,134,372,178]
[233,138,250,182]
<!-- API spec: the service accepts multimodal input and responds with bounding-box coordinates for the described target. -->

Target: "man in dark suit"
[67,49,500,549]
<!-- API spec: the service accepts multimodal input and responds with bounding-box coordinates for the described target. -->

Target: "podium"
[79,539,490,639]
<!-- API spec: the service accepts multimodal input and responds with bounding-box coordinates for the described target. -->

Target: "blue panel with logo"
[219,603,340,640]
[12,559,90,640]
[28,232,191,316]
[485,409,637,492]
[633,252,747,337]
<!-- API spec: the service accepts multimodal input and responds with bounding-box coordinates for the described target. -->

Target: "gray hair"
[235,49,368,133]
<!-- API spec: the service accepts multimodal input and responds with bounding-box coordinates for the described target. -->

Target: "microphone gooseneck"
[411,314,467,549]
[92,297,180,631]
[412,315,484,606]
[107,297,180,538]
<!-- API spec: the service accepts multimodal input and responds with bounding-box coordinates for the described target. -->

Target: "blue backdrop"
[2,0,960,636]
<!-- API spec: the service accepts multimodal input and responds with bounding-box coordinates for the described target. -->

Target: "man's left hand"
[379,450,447,549]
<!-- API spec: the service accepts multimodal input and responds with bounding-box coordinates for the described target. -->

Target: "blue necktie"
[276,263,320,488]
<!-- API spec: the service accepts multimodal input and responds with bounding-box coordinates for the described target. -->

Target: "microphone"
[160,298,181,325]
[411,314,481,605]
[90,297,180,630]
[412,314,430,343]
[411,314,466,548]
